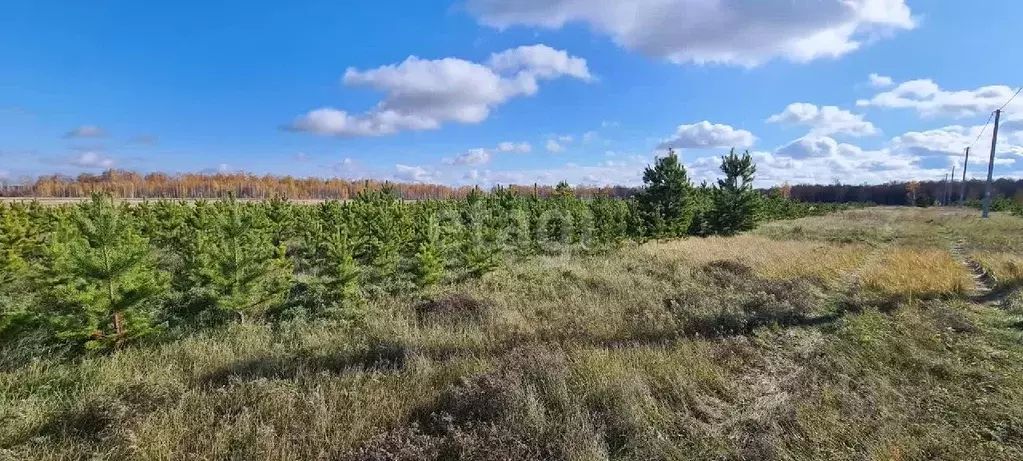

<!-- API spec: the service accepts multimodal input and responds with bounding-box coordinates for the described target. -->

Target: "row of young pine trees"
[0,150,834,352]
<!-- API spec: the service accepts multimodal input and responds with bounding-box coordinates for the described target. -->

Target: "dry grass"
[5,207,1023,460]
[639,236,871,286]
[861,248,973,298]
[971,251,1023,287]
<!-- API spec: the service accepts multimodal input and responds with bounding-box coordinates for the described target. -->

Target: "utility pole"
[960,147,970,205]
[983,109,1001,218]
[949,165,956,206]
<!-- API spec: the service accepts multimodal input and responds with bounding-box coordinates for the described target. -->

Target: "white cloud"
[889,122,1023,161]
[394,164,436,183]
[657,121,756,149]
[557,135,574,142]
[70,151,115,169]
[468,0,915,66]
[546,139,566,152]
[767,103,877,137]
[295,152,310,161]
[329,158,361,178]
[582,131,598,142]
[868,73,894,88]
[776,136,844,159]
[64,125,107,138]
[601,120,620,128]
[714,136,939,186]
[857,79,1022,117]
[445,148,492,166]
[487,44,592,81]
[497,141,531,153]
[287,44,591,137]
[454,154,652,187]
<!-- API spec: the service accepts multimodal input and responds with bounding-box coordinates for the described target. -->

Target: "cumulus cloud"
[70,151,115,169]
[708,136,939,186]
[286,44,591,137]
[889,123,1023,162]
[63,125,107,138]
[657,121,756,150]
[497,141,531,153]
[487,44,592,81]
[767,103,877,137]
[445,148,492,166]
[468,0,915,66]
[857,79,1022,117]
[329,158,362,178]
[546,139,566,152]
[394,164,436,183]
[775,136,844,159]
[452,154,652,187]
[868,73,894,88]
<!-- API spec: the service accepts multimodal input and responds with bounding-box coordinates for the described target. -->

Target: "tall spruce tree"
[40,195,168,350]
[637,148,695,237]
[710,149,761,236]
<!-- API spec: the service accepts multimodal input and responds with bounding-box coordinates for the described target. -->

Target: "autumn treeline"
[5,169,1023,206]
[0,170,637,200]
[786,178,1023,205]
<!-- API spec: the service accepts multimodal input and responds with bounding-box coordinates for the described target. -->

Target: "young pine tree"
[1,203,46,337]
[0,203,40,291]
[316,222,361,309]
[412,213,445,288]
[197,198,292,322]
[710,149,762,236]
[461,200,501,278]
[40,195,168,350]
[352,188,404,285]
[687,181,714,237]
[637,148,695,238]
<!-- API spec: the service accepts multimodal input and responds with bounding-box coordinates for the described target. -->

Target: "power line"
[967,111,995,152]
[998,85,1023,112]
[962,85,1021,154]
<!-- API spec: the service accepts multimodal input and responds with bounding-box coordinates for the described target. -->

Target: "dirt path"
[949,239,997,298]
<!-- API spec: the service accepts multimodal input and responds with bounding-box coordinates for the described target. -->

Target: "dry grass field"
[4,207,1023,460]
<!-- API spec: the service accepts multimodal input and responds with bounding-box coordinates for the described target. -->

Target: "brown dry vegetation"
[4,207,1023,460]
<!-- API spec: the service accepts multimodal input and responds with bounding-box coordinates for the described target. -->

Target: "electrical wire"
[962,85,1023,153]
[998,85,1023,112]
[967,111,995,151]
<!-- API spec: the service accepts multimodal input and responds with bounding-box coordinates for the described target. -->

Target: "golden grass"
[9,207,1023,459]
[971,251,1023,286]
[639,235,872,286]
[861,249,973,297]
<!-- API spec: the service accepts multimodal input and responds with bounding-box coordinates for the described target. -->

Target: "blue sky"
[3,0,1023,187]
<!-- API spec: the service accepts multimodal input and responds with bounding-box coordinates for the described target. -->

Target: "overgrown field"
[4,203,1023,460]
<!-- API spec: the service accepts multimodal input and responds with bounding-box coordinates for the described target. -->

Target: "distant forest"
[2,169,1023,206]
